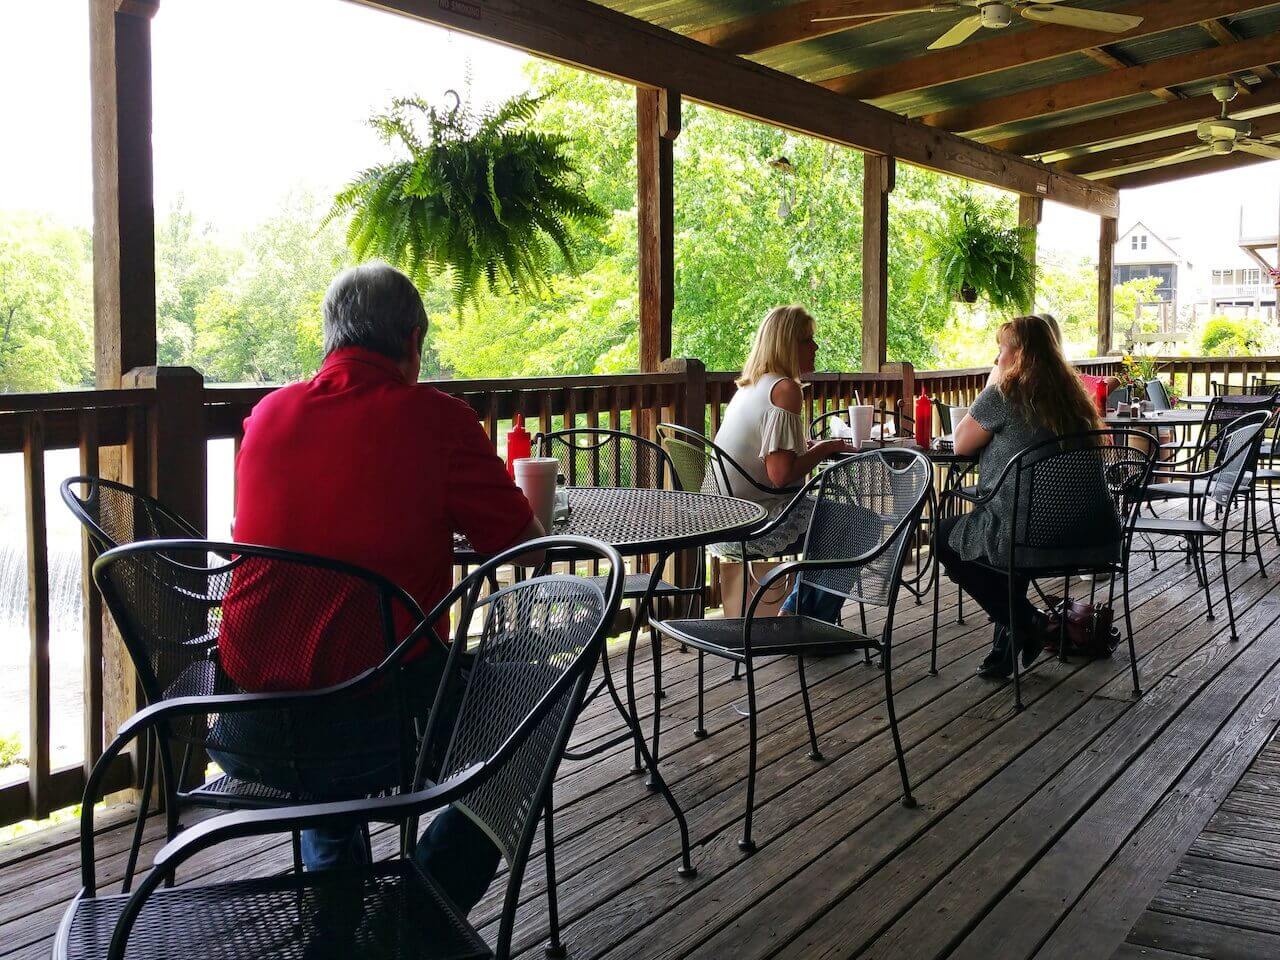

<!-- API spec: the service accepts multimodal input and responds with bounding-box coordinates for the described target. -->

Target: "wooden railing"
[0,389,151,827]
[0,349,1263,830]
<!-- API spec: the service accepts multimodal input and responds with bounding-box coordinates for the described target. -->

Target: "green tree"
[193,192,349,383]
[155,196,239,366]
[0,213,93,392]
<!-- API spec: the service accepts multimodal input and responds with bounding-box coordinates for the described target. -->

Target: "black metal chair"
[1133,413,1269,643]
[808,402,893,442]
[651,450,932,852]
[54,535,624,960]
[937,430,1156,711]
[1139,396,1279,575]
[1210,380,1277,397]
[61,476,201,549]
[61,477,301,890]
[1146,379,1172,411]
[535,427,698,606]
[62,533,442,893]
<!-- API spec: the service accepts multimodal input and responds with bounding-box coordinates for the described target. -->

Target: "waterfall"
[0,541,86,655]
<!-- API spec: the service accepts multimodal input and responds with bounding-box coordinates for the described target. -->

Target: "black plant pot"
[959,283,978,304]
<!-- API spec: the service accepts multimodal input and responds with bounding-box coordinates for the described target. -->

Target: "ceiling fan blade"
[811,1,956,23]
[1087,146,1212,179]
[928,15,984,50]
[1020,5,1144,33]
[1238,140,1280,160]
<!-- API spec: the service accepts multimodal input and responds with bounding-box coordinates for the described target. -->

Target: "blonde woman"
[708,306,851,576]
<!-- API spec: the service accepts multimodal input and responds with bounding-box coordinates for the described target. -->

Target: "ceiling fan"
[1094,83,1280,179]
[812,1,1145,51]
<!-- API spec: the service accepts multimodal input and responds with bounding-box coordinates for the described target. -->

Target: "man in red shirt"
[211,262,541,916]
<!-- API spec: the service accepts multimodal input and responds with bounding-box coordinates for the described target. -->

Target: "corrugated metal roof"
[598,0,1280,181]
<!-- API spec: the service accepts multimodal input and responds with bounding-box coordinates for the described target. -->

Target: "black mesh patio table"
[455,486,765,877]
[454,486,766,561]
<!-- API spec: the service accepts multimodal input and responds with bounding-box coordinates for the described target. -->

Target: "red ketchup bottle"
[506,413,532,477]
[1091,380,1109,417]
[913,391,932,449]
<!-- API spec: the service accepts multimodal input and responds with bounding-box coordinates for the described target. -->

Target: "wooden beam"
[638,88,678,373]
[91,0,157,388]
[1098,217,1117,356]
[861,155,894,373]
[823,0,1267,101]
[687,0,917,57]
[1058,112,1280,176]
[988,80,1280,156]
[921,32,1280,134]
[1201,18,1242,46]
[347,0,1117,216]
[1108,151,1273,190]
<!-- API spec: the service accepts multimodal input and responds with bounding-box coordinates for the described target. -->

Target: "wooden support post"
[92,0,160,799]
[638,88,680,374]
[1018,195,1043,290]
[91,0,158,388]
[862,155,895,373]
[1098,216,1118,356]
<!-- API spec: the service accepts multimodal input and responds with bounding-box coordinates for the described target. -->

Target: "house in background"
[1112,221,1193,329]
[1209,208,1278,318]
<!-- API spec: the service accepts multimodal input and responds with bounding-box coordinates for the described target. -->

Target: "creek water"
[0,440,235,788]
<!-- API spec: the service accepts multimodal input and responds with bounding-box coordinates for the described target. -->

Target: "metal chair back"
[1204,413,1269,516]
[414,537,622,955]
[809,409,850,441]
[1251,376,1280,395]
[536,427,674,490]
[1146,379,1172,411]
[93,540,429,785]
[797,449,932,609]
[61,476,200,551]
[1200,395,1280,467]
[656,422,797,500]
[1005,430,1154,572]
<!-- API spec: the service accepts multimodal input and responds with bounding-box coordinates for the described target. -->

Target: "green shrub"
[0,732,22,769]
[1200,316,1266,357]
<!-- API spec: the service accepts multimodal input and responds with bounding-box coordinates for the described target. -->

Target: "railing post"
[661,358,707,613]
[117,366,208,791]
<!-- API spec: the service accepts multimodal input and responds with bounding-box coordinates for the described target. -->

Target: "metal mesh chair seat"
[655,614,873,659]
[186,774,318,808]
[1139,476,1253,501]
[1132,515,1218,538]
[58,862,489,960]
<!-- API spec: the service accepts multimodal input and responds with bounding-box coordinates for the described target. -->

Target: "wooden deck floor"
[1113,730,1280,960]
[5,516,1280,960]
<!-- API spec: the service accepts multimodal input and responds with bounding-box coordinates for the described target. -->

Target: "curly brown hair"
[997,314,1102,437]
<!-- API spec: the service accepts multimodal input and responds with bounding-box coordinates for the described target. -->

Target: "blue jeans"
[780,581,845,623]
[208,659,500,915]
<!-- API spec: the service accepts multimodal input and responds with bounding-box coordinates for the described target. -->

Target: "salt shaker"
[553,473,571,524]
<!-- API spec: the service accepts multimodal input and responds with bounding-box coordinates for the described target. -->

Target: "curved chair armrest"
[741,468,828,542]
[103,763,484,960]
[155,763,483,875]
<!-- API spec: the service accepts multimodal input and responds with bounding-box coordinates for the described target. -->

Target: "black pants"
[935,516,1036,632]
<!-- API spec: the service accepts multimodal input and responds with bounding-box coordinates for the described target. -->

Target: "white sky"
[1,0,529,232]
[1,0,1278,257]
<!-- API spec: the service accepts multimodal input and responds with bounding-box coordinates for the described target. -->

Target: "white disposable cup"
[950,406,970,433]
[848,405,875,449]
[514,457,558,531]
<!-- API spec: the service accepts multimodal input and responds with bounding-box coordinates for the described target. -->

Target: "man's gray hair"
[322,262,427,360]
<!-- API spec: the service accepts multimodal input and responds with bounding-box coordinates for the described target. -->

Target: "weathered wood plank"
[1127,910,1280,960]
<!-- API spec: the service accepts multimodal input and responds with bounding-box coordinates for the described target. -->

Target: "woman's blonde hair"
[736,305,815,387]
[998,314,1102,437]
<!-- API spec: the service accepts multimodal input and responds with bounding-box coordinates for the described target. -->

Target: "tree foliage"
[0,213,92,392]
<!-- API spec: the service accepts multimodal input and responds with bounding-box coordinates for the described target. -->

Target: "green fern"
[919,194,1035,314]
[327,94,604,313]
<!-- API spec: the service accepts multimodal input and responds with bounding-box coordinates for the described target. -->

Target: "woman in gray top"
[934,314,1104,679]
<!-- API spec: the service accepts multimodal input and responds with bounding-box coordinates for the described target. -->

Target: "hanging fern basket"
[327,92,604,315]
[922,196,1036,314]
